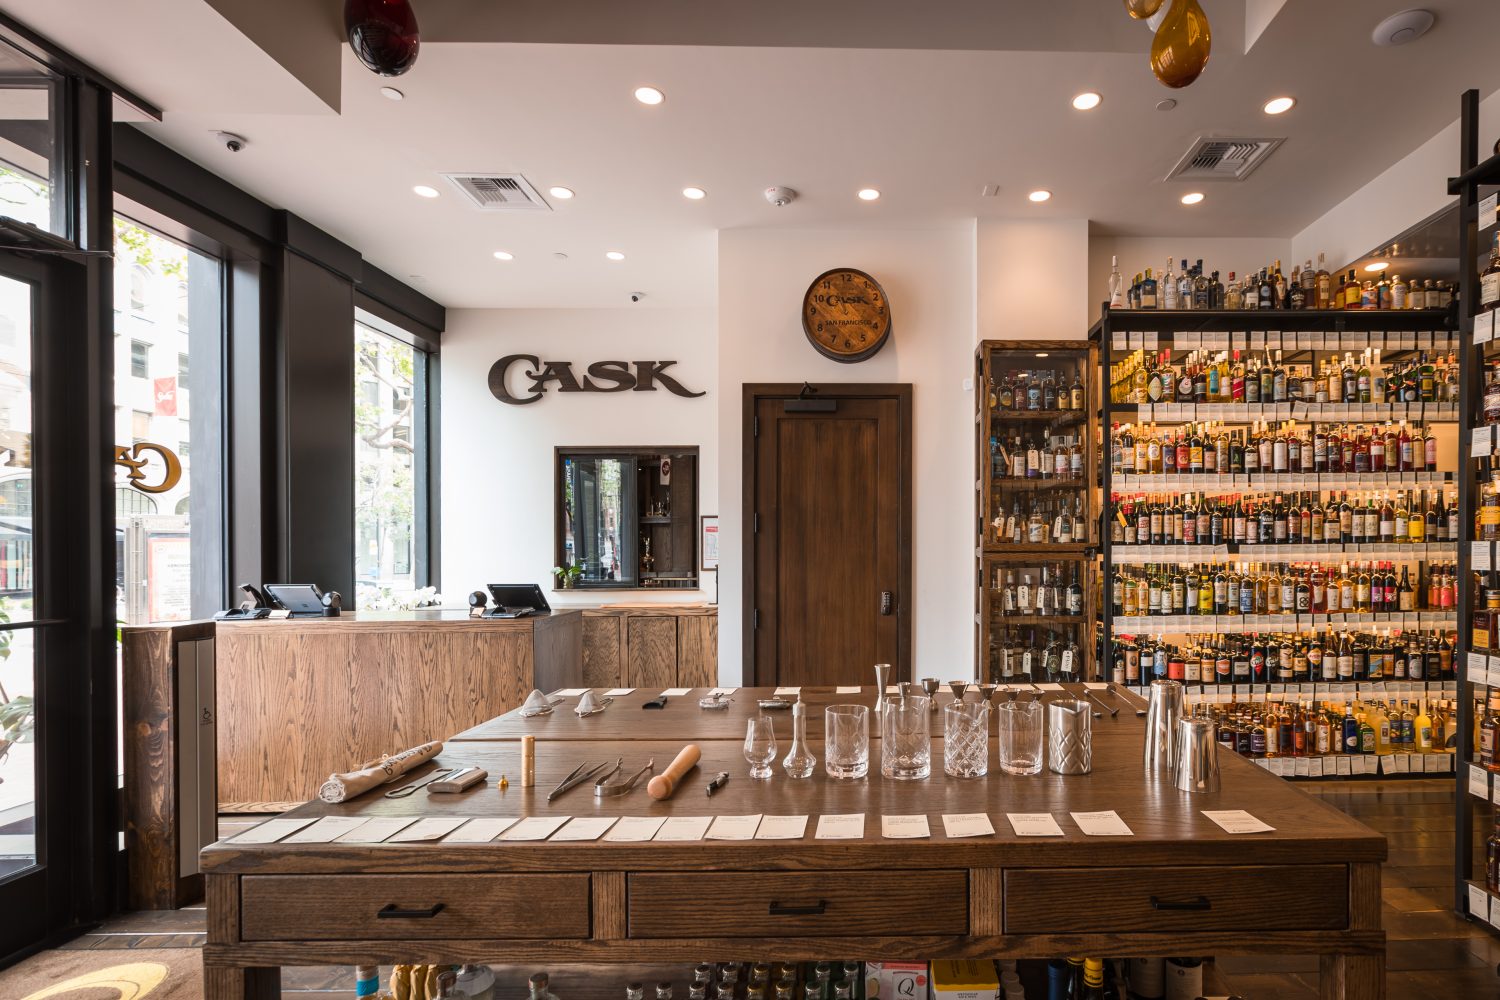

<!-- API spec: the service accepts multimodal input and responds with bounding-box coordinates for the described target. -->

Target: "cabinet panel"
[676,615,718,688]
[582,615,623,689]
[627,616,678,689]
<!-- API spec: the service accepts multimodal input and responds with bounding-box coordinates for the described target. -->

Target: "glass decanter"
[781,698,817,778]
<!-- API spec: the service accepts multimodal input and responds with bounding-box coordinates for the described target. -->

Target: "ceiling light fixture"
[1372,9,1435,46]
[858,188,881,201]
[493,250,514,261]
[634,86,665,105]
[549,186,575,200]
[1035,352,1050,358]
[606,251,626,261]
[1180,191,1205,205]
[380,86,405,101]
[682,187,706,200]
[412,184,439,198]
[1364,261,1389,272]
[1263,96,1296,115]
[1028,190,1052,203]
[1071,92,1102,111]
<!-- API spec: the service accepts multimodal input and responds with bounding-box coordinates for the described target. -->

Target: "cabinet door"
[626,616,677,689]
[676,615,718,688]
[582,615,622,689]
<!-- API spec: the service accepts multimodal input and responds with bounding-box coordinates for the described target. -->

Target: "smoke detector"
[1372,9,1434,46]
[765,186,798,207]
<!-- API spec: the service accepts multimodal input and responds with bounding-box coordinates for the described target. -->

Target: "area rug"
[0,948,201,1000]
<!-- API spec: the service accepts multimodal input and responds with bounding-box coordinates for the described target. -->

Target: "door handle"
[377,903,446,919]
[880,592,894,616]
[769,899,827,916]
[1149,894,1211,911]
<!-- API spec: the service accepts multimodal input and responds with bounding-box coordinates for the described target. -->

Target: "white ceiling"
[4,0,1499,309]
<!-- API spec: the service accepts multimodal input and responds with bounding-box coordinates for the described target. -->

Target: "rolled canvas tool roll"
[318,740,444,803]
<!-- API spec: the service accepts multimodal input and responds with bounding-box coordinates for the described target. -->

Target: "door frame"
[741,383,913,687]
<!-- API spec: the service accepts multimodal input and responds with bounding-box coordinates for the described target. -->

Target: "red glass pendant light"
[345,0,420,77]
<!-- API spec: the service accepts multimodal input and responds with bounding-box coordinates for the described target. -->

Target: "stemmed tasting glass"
[744,716,778,779]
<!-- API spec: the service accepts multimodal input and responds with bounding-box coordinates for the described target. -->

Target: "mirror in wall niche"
[556,447,699,590]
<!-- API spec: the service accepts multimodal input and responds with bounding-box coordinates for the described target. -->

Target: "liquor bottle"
[1108,255,1125,309]
[1162,258,1178,309]
[1483,231,1500,314]
[1344,270,1363,309]
[1140,268,1158,309]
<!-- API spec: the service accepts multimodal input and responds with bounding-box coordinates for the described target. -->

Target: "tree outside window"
[354,323,423,608]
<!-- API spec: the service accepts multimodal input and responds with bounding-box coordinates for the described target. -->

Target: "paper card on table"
[1083,682,1109,690]
[497,816,570,841]
[1202,810,1275,834]
[444,817,519,843]
[604,688,635,696]
[707,688,737,698]
[774,686,801,696]
[941,813,995,839]
[885,685,899,693]
[387,817,469,843]
[335,817,418,843]
[1034,683,1065,692]
[755,815,809,840]
[1070,811,1134,837]
[283,816,374,843]
[602,816,667,842]
[654,816,713,842]
[551,817,619,842]
[551,688,588,697]
[1006,813,1065,837]
[706,814,764,840]
[661,688,692,697]
[836,686,862,694]
[231,817,317,844]
[816,814,866,840]
[881,815,931,839]
[1471,884,1489,917]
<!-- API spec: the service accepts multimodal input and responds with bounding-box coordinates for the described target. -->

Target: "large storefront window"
[354,321,426,607]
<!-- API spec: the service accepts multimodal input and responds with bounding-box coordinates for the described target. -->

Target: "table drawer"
[628,870,967,938]
[1004,865,1347,933]
[241,874,591,941]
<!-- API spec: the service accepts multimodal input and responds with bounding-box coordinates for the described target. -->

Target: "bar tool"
[647,743,703,800]
[757,697,792,710]
[872,663,890,713]
[1046,699,1093,775]
[428,766,488,793]
[947,680,968,702]
[1085,690,1118,717]
[921,677,941,710]
[698,691,732,710]
[978,682,998,703]
[705,771,730,796]
[595,759,654,797]
[547,757,622,802]
[574,690,614,717]
[521,735,535,787]
[1144,679,1185,771]
[384,766,455,798]
[1173,717,1221,794]
[518,688,560,718]
[643,695,669,709]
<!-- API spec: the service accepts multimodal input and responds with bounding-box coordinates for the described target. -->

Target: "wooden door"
[746,385,911,686]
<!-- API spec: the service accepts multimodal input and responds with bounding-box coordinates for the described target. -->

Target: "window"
[130,340,148,378]
[131,410,150,443]
[129,264,149,314]
[557,448,699,590]
[354,320,427,608]
[115,487,157,516]
[177,352,189,381]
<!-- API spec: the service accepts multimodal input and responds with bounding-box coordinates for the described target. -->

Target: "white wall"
[1086,236,1293,323]
[439,307,718,608]
[978,219,1090,340]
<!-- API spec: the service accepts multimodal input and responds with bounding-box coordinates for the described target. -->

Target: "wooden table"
[203,687,1386,999]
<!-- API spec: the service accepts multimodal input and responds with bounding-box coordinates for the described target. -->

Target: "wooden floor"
[30,780,1500,997]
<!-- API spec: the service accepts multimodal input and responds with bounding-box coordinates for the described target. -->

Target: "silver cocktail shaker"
[1144,679,1184,771]
[1047,698,1093,775]
[1173,717,1221,793]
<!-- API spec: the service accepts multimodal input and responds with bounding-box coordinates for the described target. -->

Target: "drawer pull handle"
[377,903,446,919]
[1149,895,1211,912]
[768,899,827,916]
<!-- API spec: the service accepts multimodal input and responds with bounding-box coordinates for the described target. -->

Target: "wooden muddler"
[647,743,702,800]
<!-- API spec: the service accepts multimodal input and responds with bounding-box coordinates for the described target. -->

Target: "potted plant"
[552,565,583,589]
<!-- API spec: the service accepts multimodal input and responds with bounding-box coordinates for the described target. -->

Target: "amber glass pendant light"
[345,0,421,77]
[1150,0,1212,89]
[1123,0,1164,19]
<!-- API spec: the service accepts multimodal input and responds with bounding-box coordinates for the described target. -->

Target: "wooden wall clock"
[802,267,892,363]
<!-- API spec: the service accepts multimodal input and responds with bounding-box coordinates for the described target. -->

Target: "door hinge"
[753,609,761,629]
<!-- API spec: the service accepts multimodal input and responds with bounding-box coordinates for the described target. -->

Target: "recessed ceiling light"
[606,251,626,261]
[857,188,881,201]
[549,186,575,200]
[1263,96,1296,115]
[552,252,569,261]
[412,184,439,198]
[1071,92,1102,111]
[1364,261,1389,272]
[380,86,404,101]
[1028,190,1052,203]
[1035,352,1050,358]
[634,86,665,106]
[682,186,706,200]
[493,250,514,261]
[1180,192,1205,205]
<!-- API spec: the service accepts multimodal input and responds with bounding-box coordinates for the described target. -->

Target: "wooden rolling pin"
[647,743,702,800]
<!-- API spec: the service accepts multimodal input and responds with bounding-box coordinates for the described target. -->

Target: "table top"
[450,684,1119,743]
[203,700,1386,873]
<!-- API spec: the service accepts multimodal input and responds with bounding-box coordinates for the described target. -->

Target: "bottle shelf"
[986,408,1089,424]
[979,543,1093,556]
[1101,306,1453,337]
[986,613,1086,627]
[987,478,1089,492]
[1113,471,1454,493]
[1109,542,1456,564]
[1108,401,1458,423]
[1112,611,1457,633]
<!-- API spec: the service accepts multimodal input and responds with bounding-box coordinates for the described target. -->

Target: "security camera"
[215,131,247,153]
[630,292,646,303]
[764,186,798,207]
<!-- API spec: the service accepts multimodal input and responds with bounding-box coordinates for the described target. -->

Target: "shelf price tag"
[1112,332,1126,350]
[1481,191,1499,231]
[1472,765,1492,800]
[1489,894,1500,931]
[1250,331,1264,349]
[1470,884,1489,918]
[1143,331,1158,350]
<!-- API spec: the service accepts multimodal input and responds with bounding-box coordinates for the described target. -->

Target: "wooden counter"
[211,611,581,809]
[202,685,1386,999]
[576,604,717,691]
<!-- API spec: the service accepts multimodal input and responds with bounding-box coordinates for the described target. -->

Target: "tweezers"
[595,759,654,797]
[547,757,622,802]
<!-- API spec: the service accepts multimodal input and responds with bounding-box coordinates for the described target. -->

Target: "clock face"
[802,268,892,363]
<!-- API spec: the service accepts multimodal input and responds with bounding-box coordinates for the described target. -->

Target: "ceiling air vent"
[440,173,551,211]
[1165,136,1285,182]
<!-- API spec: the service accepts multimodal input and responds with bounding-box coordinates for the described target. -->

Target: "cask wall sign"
[487,355,706,405]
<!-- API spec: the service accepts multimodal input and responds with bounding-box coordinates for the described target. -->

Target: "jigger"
[1143,679,1184,771]
[948,680,968,702]
[921,677,942,710]
[1173,717,1221,794]
[873,663,891,714]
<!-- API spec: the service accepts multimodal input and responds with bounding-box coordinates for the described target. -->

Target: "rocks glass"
[996,699,1044,776]
[881,695,931,780]
[824,705,870,779]
[943,700,990,778]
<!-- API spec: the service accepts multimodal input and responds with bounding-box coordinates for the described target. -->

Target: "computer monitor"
[263,584,326,616]
[485,583,551,616]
